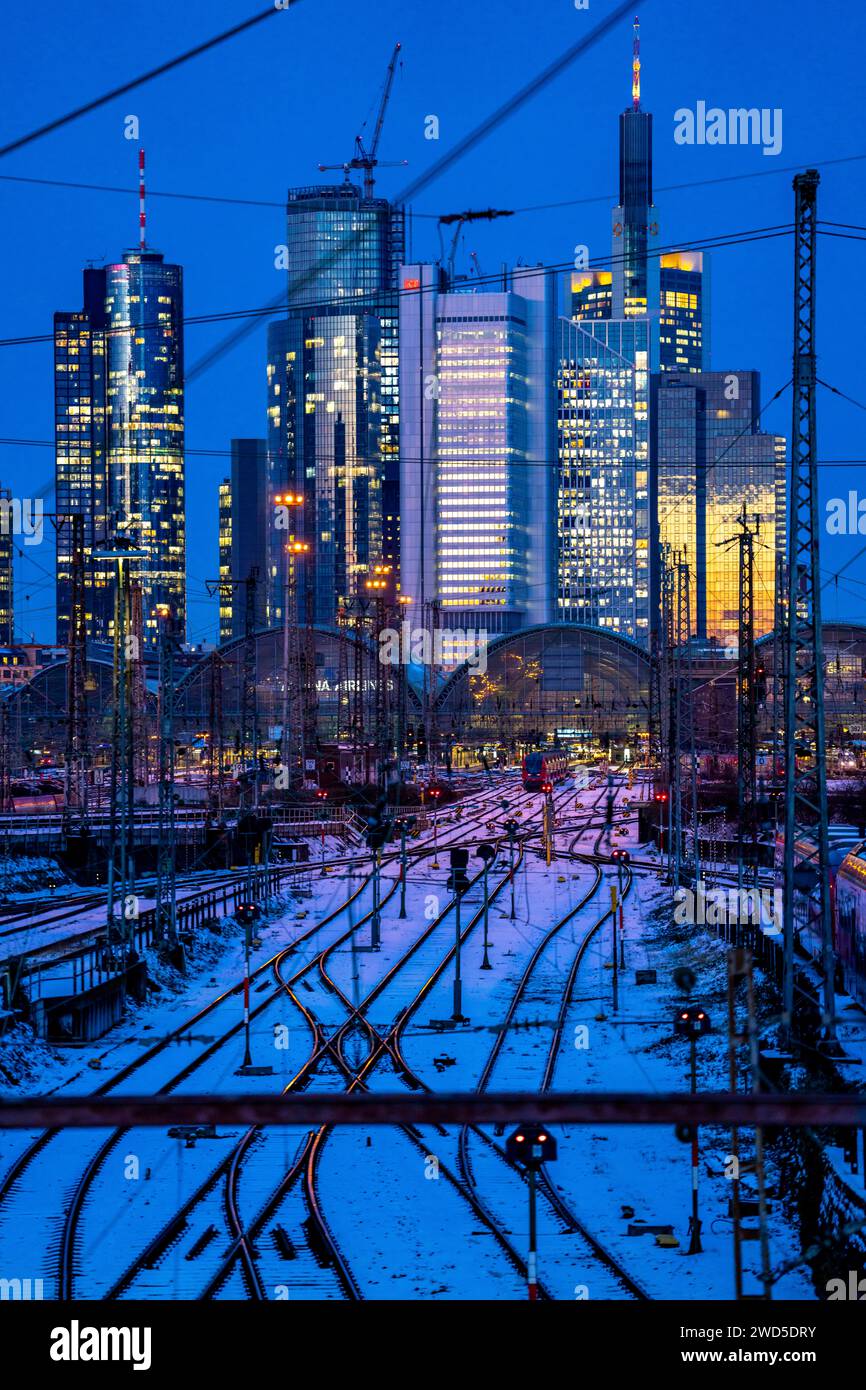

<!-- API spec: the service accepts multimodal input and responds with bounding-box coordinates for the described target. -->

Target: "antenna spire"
[632,15,641,111]
[138,147,146,250]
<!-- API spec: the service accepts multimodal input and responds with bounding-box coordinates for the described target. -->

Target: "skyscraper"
[650,370,784,649]
[399,264,556,635]
[218,478,232,645]
[54,268,112,645]
[571,21,707,374]
[557,318,651,641]
[0,487,13,645]
[266,182,403,626]
[658,251,707,373]
[611,16,659,322]
[218,439,268,643]
[54,220,185,648]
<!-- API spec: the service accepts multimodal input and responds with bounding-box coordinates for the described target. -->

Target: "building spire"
[138,147,146,251]
[632,15,641,111]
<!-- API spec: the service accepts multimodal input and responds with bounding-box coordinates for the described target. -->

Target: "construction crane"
[318,41,406,198]
[437,208,514,281]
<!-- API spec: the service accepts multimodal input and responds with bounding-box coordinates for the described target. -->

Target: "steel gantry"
[782,170,834,1037]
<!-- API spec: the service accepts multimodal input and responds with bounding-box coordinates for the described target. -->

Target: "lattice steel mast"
[782,170,834,1036]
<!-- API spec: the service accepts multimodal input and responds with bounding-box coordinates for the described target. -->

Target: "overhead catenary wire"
[0,222,795,351]
[0,4,292,160]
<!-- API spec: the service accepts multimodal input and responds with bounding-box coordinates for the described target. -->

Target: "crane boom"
[318,42,405,200]
[369,42,401,165]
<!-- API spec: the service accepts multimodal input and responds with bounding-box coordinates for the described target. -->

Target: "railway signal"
[429,786,442,867]
[674,1005,712,1253]
[505,1123,558,1301]
[398,816,416,919]
[448,849,471,1021]
[316,787,329,875]
[476,842,495,969]
[236,901,261,1071]
[364,799,391,949]
[503,818,519,920]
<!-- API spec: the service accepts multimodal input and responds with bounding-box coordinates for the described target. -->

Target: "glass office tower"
[54,269,112,644]
[266,183,403,626]
[218,438,269,643]
[0,487,13,645]
[659,251,707,373]
[650,370,784,649]
[55,250,185,648]
[218,477,232,645]
[572,24,706,374]
[557,318,651,642]
[399,264,556,635]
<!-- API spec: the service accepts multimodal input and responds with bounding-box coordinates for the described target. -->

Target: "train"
[522,751,569,792]
[790,828,866,1010]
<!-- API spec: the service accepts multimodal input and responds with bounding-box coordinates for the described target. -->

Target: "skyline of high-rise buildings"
[42,23,786,674]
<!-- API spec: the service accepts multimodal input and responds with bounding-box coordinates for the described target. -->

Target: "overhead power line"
[0,4,292,160]
[0,222,792,351]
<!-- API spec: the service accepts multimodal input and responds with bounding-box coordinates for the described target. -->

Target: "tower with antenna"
[611,14,659,320]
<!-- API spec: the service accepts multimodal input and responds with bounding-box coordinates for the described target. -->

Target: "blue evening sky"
[2,0,864,644]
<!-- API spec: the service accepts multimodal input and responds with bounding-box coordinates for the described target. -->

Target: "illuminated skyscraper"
[557,319,651,641]
[55,240,185,648]
[218,439,268,643]
[658,251,707,373]
[571,22,707,374]
[650,370,784,649]
[218,478,232,645]
[0,487,13,645]
[266,182,403,626]
[399,264,556,634]
[54,268,112,645]
[611,16,659,322]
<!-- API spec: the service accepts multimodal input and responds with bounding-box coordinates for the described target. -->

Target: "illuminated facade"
[571,27,706,375]
[570,270,613,320]
[399,264,556,634]
[557,319,651,642]
[218,478,232,644]
[54,270,112,644]
[266,183,403,626]
[611,19,659,322]
[0,487,12,645]
[217,439,268,643]
[659,251,707,373]
[54,251,186,648]
[650,370,785,649]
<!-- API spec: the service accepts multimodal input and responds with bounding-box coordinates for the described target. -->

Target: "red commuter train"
[835,847,866,1010]
[522,751,569,791]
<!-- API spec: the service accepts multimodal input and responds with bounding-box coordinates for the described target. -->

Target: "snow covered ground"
[0,777,836,1300]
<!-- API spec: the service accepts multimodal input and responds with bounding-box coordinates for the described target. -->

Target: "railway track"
[23,786,522,1298]
[1,777,637,1300]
